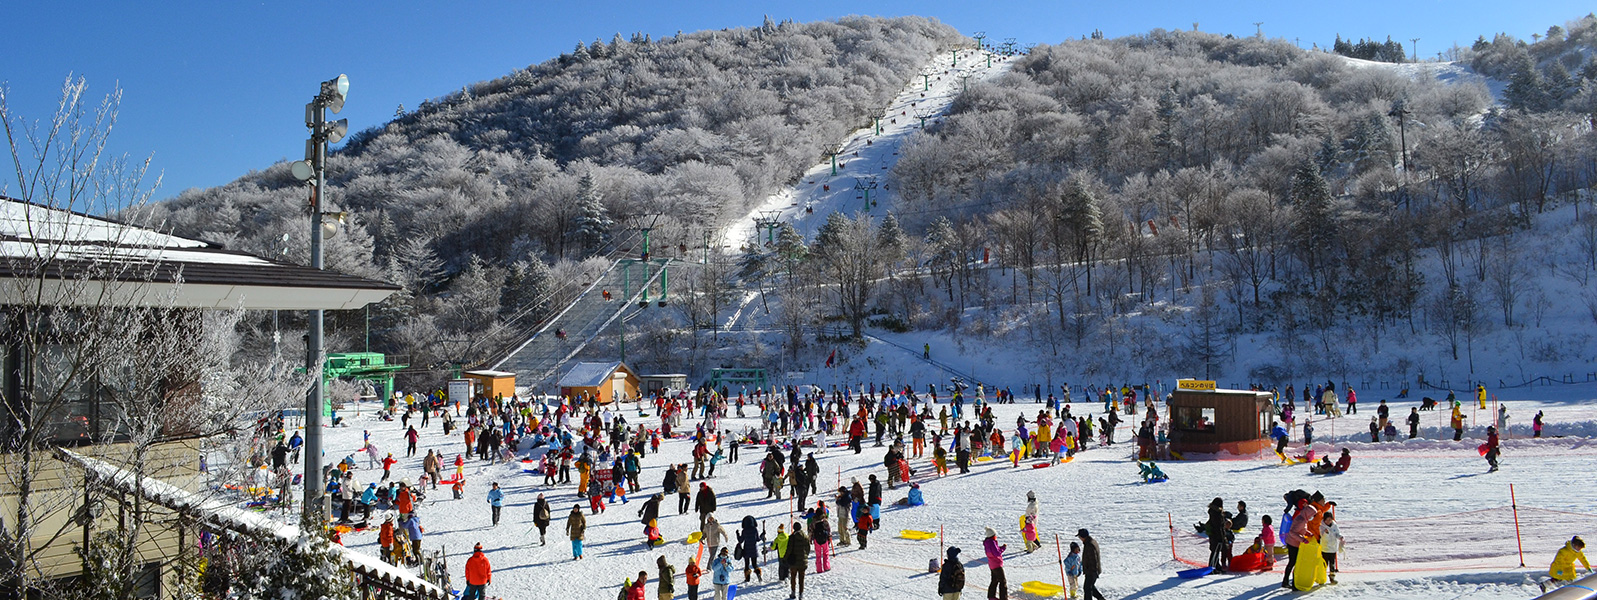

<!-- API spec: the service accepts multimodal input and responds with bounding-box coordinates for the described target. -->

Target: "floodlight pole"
[303,75,347,521]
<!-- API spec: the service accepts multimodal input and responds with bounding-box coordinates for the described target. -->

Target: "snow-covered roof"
[464,369,516,378]
[0,197,398,310]
[557,361,629,387]
[56,449,445,599]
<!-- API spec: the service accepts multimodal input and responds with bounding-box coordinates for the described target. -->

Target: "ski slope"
[722,48,1013,251]
[296,388,1597,600]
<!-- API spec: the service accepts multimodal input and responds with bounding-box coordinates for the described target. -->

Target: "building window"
[1172,406,1215,432]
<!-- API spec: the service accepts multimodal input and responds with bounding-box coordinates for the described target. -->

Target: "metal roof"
[0,197,397,310]
[557,361,628,388]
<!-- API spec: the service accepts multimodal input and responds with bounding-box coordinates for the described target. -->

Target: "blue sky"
[3,0,1589,201]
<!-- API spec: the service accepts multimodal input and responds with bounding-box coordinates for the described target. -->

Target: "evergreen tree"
[876,213,907,266]
[1290,161,1337,283]
[1505,52,1549,111]
[570,174,614,254]
[501,258,553,329]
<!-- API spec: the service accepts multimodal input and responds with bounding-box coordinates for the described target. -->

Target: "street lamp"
[289,73,349,520]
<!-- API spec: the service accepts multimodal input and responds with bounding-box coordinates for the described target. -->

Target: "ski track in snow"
[720,48,1012,252]
[274,390,1597,600]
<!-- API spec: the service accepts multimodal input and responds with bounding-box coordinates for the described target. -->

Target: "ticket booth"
[1167,380,1275,457]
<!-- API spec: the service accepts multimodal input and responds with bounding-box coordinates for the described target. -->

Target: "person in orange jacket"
[377,517,395,564]
[462,543,491,600]
[685,557,703,600]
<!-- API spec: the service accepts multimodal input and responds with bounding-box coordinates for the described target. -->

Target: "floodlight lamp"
[327,119,349,144]
[290,160,314,181]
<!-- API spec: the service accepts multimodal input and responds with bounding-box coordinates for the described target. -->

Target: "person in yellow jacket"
[1549,536,1590,585]
[1476,385,1487,409]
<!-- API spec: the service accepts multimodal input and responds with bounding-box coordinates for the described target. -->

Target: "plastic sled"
[1477,443,1489,456]
[1176,566,1213,579]
[725,584,738,600]
[685,531,704,544]
[976,456,994,463]
[1020,581,1064,596]
[899,529,938,540]
[1031,462,1053,469]
[333,524,353,534]
[1143,476,1168,483]
[1167,450,1184,461]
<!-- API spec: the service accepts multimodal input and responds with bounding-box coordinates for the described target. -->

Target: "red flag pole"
[1055,533,1067,592]
[1511,484,1526,567]
[1168,513,1177,562]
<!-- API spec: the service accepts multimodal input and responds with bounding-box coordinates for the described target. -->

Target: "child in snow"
[1063,542,1083,599]
[1548,536,1591,589]
[452,478,465,500]
[1022,515,1041,553]
[1320,510,1343,584]
[1260,515,1277,564]
[855,512,873,550]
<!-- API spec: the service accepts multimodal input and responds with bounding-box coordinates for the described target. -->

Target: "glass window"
[1173,406,1216,432]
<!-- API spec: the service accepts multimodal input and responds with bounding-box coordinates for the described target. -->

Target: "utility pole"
[1409,38,1420,62]
[1253,22,1264,38]
[288,73,350,521]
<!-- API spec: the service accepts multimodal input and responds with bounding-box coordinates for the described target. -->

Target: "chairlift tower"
[855,176,879,211]
[915,109,935,129]
[973,31,987,51]
[825,145,844,176]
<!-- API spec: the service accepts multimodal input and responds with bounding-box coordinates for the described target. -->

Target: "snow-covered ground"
[277,386,1597,600]
[722,48,1012,251]
[1338,55,1507,102]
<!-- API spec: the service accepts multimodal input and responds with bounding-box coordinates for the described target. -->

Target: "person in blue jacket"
[360,483,379,523]
[710,547,734,600]
[1270,421,1289,456]
[487,482,505,526]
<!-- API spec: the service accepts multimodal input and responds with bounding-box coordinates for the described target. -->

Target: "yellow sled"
[976,456,995,463]
[1021,581,1064,597]
[684,531,703,544]
[899,529,938,540]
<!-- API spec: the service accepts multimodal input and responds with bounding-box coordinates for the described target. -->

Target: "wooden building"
[1166,380,1275,457]
[463,369,517,400]
[557,361,639,404]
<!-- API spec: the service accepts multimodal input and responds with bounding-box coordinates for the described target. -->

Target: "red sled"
[1477,443,1489,456]
[1031,462,1053,469]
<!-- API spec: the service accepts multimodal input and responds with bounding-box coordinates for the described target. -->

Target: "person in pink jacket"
[984,526,1008,600]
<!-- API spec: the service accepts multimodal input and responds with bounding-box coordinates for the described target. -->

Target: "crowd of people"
[254,376,1579,599]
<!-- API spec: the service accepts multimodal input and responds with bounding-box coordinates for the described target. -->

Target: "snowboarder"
[1547,536,1591,591]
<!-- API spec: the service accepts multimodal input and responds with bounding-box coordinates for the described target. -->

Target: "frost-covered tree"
[570,174,614,255]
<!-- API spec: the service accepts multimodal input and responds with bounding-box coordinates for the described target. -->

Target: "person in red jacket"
[462,543,491,600]
[625,571,648,600]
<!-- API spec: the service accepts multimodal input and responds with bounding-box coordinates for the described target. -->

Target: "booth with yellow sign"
[1167,381,1275,457]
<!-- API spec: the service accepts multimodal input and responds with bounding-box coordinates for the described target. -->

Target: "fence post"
[1511,484,1526,567]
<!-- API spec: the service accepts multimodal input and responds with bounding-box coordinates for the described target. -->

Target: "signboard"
[448,379,472,405]
[1177,379,1217,391]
